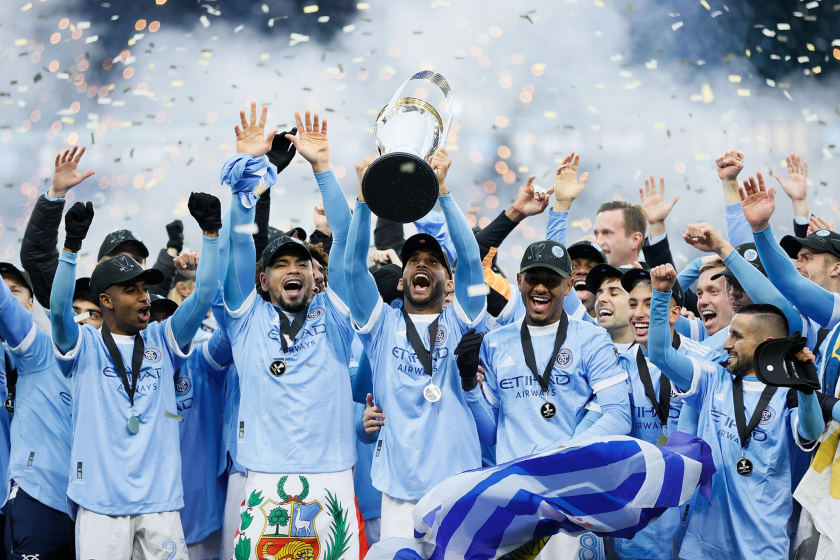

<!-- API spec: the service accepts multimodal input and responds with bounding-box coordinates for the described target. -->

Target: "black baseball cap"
[780,230,840,259]
[400,233,452,278]
[711,242,767,281]
[584,264,625,294]
[90,255,164,298]
[97,229,150,262]
[567,240,606,266]
[149,294,179,318]
[72,277,99,306]
[519,240,572,278]
[0,262,33,295]
[754,334,820,393]
[262,235,312,271]
[373,264,402,305]
[620,267,685,308]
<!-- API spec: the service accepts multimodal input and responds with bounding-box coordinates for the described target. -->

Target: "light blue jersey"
[176,334,229,544]
[613,335,714,560]
[225,288,355,473]
[219,364,244,476]
[0,348,11,509]
[677,360,812,559]
[6,326,72,513]
[355,296,485,500]
[54,320,191,516]
[468,316,626,464]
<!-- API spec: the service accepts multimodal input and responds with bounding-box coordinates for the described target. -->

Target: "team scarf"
[367,432,714,560]
[220,153,277,209]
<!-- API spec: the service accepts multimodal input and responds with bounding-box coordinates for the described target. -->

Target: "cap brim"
[754,337,820,392]
[520,262,571,278]
[150,298,179,316]
[400,234,451,276]
[710,268,736,281]
[780,235,807,259]
[98,268,165,297]
[263,242,312,270]
[0,263,31,293]
[568,245,606,266]
[585,264,624,294]
[619,268,650,294]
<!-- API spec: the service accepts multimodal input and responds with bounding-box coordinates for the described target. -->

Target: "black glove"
[188,192,222,232]
[266,127,298,173]
[454,328,485,391]
[165,220,184,253]
[64,201,94,252]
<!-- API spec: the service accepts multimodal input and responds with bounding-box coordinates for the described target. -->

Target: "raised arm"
[222,102,278,311]
[344,193,380,328]
[0,276,34,349]
[169,193,221,349]
[741,173,839,329]
[285,111,352,303]
[648,265,696,390]
[431,148,485,320]
[254,126,298,258]
[50,201,95,354]
[682,222,804,335]
[566,382,630,445]
[640,175,679,243]
[715,150,752,246]
[774,153,810,228]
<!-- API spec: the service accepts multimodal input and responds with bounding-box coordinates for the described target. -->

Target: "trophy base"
[363,152,439,224]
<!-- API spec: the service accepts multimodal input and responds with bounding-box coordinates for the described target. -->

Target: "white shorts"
[233,469,359,560]
[187,527,222,560]
[222,471,247,560]
[75,507,187,560]
[379,494,418,540]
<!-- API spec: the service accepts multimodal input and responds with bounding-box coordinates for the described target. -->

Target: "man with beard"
[50,191,221,557]
[346,146,486,539]
[457,239,629,560]
[648,264,824,560]
[222,105,359,559]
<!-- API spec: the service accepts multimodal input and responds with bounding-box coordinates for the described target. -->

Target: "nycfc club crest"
[269,360,287,377]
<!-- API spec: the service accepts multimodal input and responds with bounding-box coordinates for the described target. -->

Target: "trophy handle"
[439,112,454,153]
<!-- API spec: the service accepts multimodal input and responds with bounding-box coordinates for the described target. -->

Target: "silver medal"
[127,415,140,435]
[423,383,442,402]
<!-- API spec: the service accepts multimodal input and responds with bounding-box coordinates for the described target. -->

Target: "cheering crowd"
[0,100,839,560]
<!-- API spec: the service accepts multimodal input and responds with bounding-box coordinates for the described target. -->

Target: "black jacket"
[20,195,65,309]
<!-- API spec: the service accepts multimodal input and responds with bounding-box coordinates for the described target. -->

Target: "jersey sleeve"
[162,318,194,370]
[450,292,487,333]
[52,323,93,378]
[324,287,354,366]
[223,288,259,346]
[787,406,821,452]
[8,326,53,375]
[671,357,716,412]
[584,327,627,393]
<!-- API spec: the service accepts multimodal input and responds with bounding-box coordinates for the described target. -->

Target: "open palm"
[235,101,277,158]
[740,172,776,230]
[52,146,95,195]
[553,152,589,203]
[512,176,554,218]
[287,111,329,170]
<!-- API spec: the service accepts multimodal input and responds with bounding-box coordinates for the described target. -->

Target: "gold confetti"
[700,0,710,9]
[21,2,33,11]
[728,75,741,82]
[303,5,319,13]
[171,80,184,87]
[737,89,750,96]
[357,2,370,8]
[543,110,557,118]
[701,83,714,103]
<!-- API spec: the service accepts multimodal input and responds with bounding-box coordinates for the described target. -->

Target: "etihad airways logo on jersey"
[499,373,570,391]
[267,323,327,350]
[392,346,449,376]
[710,408,769,444]
[103,366,163,396]
[633,404,680,423]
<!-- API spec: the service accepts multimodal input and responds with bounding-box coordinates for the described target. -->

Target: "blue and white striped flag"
[367,433,714,560]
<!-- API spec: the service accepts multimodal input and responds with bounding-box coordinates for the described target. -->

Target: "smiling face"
[571,257,600,312]
[99,280,152,335]
[725,277,753,312]
[398,250,452,312]
[795,248,840,290]
[517,267,571,326]
[311,259,326,297]
[2,275,33,312]
[627,281,680,348]
[260,251,315,313]
[594,277,629,332]
[696,267,734,335]
[593,210,642,266]
[724,314,762,377]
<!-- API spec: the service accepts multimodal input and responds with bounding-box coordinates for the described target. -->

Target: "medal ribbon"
[636,334,681,428]
[732,376,777,450]
[402,309,440,378]
[520,313,569,394]
[101,323,145,408]
[275,302,311,354]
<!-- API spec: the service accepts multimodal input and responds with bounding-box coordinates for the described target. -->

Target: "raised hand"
[682,222,733,258]
[807,215,835,236]
[354,156,375,202]
[266,126,298,173]
[454,328,485,391]
[740,172,776,232]
[370,248,401,267]
[188,192,222,235]
[166,220,184,254]
[49,146,95,199]
[640,176,679,238]
[552,152,589,212]
[650,264,677,293]
[429,147,452,195]
[235,101,277,158]
[363,393,385,433]
[286,111,329,173]
[715,150,745,182]
[173,251,200,280]
[63,201,94,253]
[774,153,808,204]
[508,176,554,221]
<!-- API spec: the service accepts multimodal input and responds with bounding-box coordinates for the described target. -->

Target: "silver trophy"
[362,71,455,223]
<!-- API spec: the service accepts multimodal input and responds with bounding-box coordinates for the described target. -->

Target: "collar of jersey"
[525,319,561,336]
[407,312,440,323]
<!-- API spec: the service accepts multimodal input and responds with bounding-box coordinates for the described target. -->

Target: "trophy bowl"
[363,71,454,223]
